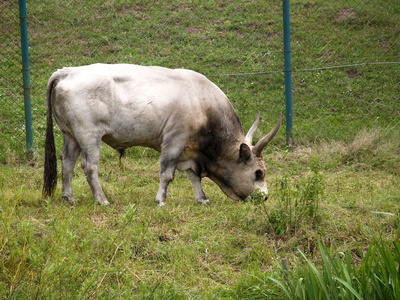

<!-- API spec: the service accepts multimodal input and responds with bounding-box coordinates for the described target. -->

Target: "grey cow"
[43,64,281,206]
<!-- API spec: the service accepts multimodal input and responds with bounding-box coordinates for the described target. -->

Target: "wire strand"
[207,61,400,77]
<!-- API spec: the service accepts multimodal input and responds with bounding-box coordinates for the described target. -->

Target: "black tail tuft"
[42,78,59,198]
[118,148,125,165]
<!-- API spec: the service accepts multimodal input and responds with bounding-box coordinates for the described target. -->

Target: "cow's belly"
[101,118,163,151]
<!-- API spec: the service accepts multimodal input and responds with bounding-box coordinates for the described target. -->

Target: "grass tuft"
[266,238,400,300]
[342,127,400,175]
[262,156,324,237]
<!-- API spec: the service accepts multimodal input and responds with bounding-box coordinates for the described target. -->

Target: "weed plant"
[262,157,324,237]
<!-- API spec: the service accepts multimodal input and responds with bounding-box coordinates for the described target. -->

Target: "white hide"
[43,64,281,206]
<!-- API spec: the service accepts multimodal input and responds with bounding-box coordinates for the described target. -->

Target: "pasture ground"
[1,127,400,298]
[1,0,399,297]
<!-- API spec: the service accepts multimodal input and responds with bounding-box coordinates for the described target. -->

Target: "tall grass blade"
[267,276,294,299]
[332,276,364,300]
[294,278,306,300]
[374,238,400,299]
[298,249,330,299]
[318,241,339,300]
[371,211,396,217]
[393,242,400,300]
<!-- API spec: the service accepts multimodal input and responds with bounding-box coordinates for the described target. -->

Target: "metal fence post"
[283,0,293,147]
[19,0,33,157]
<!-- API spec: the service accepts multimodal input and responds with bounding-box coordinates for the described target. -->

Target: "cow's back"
[49,64,242,152]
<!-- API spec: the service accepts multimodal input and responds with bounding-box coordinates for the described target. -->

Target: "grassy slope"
[1,130,400,298]
[1,0,400,298]
[2,0,400,161]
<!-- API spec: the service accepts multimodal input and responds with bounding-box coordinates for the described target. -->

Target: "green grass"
[1,0,400,298]
[2,0,400,161]
[264,238,400,300]
[1,128,400,298]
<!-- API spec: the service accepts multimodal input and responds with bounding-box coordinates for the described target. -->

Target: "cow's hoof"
[62,195,76,205]
[98,200,110,206]
[197,199,210,205]
[158,201,166,207]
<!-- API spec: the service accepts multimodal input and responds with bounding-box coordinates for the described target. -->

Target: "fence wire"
[1,1,26,160]
[1,0,399,162]
[291,0,400,141]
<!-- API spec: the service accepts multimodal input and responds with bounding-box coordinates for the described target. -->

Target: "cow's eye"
[255,170,263,181]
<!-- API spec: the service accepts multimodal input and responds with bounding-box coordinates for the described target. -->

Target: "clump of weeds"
[260,157,325,237]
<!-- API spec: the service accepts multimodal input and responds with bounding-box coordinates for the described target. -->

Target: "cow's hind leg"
[60,133,81,204]
[80,139,110,206]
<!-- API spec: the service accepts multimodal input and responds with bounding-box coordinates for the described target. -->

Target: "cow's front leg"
[156,174,173,207]
[81,145,110,206]
[156,148,184,206]
[185,169,209,204]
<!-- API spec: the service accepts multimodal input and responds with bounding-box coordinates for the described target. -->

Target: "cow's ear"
[239,143,252,163]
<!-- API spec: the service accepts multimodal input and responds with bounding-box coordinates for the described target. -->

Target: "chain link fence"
[291,0,400,141]
[0,1,27,161]
[1,0,399,162]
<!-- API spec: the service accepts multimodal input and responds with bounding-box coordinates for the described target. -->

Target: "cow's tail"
[42,77,59,198]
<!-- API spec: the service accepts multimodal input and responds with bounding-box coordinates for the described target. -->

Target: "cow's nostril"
[264,196,268,201]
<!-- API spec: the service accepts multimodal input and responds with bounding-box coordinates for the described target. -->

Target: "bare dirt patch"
[335,8,357,23]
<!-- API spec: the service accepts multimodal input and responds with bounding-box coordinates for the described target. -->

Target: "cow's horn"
[245,112,261,145]
[253,112,282,156]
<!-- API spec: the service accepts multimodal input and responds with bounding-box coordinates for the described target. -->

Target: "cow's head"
[210,113,282,201]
